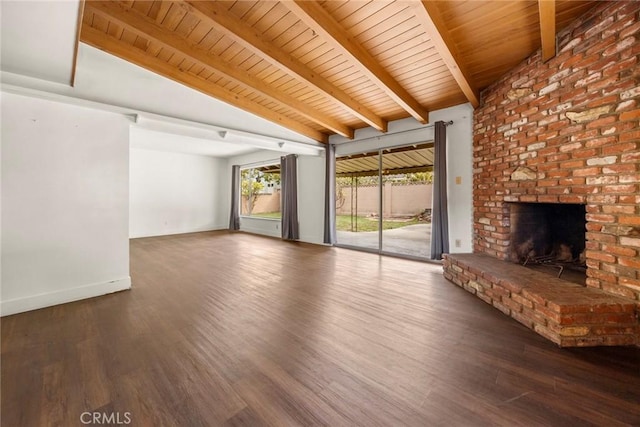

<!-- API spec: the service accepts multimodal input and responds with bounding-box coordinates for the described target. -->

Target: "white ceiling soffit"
[0,0,79,85]
[130,127,257,158]
[131,116,323,157]
[73,43,320,145]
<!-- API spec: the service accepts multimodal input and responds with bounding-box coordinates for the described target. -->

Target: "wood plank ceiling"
[80,1,597,144]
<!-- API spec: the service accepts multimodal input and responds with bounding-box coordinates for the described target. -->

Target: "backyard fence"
[337,182,433,217]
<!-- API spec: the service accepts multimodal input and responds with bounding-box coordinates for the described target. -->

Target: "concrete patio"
[336,223,432,258]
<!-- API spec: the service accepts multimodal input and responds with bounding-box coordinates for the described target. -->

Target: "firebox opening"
[508,202,587,285]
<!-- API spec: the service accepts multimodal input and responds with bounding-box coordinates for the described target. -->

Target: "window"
[240,163,281,219]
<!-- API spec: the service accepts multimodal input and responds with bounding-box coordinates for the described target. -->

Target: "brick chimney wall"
[473,1,640,301]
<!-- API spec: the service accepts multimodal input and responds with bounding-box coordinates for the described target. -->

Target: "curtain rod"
[333,120,453,146]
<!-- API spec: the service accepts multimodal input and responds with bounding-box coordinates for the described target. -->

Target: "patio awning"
[336,143,434,177]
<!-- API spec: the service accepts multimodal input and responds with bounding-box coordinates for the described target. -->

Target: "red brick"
[558,159,584,169]
[604,57,638,78]
[601,244,637,257]
[472,0,640,320]
[585,136,617,149]
[590,326,638,336]
[573,167,600,177]
[572,148,599,159]
[559,312,635,326]
[601,283,638,300]
[523,307,549,326]
[587,194,618,204]
[618,109,640,121]
[537,325,564,345]
[620,130,640,142]
[619,277,640,291]
[603,142,636,155]
[619,195,640,204]
[603,164,637,173]
[511,311,534,328]
[492,299,513,315]
[601,205,635,214]
[586,116,617,129]
[588,77,620,93]
[619,216,640,225]
[558,195,586,203]
[585,232,616,243]
[585,250,616,263]
[619,256,640,268]
[602,184,636,194]
[588,268,618,283]
[620,174,640,184]
[477,292,493,305]
[535,304,563,324]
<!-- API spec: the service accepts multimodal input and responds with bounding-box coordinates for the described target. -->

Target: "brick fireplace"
[444,1,640,346]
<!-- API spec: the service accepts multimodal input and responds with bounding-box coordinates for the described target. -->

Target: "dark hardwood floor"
[2,231,639,426]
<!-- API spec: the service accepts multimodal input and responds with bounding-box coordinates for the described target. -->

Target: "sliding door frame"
[335,143,434,262]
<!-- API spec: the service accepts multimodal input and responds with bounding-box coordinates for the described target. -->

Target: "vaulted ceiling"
[80,1,597,143]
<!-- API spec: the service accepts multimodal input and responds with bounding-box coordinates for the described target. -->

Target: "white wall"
[1,92,131,316]
[297,155,326,245]
[331,103,474,253]
[130,148,226,238]
[1,0,79,85]
[222,150,326,244]
[431,104,474,254]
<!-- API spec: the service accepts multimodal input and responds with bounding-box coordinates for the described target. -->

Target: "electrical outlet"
[455,176,462,185]
[455,239,461,248]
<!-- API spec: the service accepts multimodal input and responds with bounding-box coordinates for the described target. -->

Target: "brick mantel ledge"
[443,254,639,347]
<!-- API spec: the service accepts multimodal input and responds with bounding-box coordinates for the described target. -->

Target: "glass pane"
[240,166,281,219]
[335,154,380,250]
[380,146,433,258]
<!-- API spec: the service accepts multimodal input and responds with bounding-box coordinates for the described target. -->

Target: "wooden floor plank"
[1,231,639,426]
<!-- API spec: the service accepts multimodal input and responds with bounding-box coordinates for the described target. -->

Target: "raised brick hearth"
[444,254,639,347]
[443,1,640,346]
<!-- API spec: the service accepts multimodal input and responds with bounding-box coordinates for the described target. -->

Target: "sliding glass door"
[335,153,380,251]
[335,144,433,259]
[380,146,433,258]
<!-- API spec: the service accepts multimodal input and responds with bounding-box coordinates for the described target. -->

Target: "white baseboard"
[129,224,227,239]
[0,276,131,317]
[298,234,324,245]
[240,226,280,238]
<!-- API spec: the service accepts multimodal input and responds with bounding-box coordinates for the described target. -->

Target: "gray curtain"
[324,144,337,244]
[229,165,240,231]
[430,121,449,259]
[281,154,299,240]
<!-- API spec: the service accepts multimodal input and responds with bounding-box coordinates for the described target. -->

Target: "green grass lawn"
[336,215,422,232]
[248,212,424,233]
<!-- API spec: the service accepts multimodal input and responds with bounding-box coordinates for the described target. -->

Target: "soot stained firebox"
[508,203,587,283]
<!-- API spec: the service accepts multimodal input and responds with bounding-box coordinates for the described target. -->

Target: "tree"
[404,171,434,183]
[241,169,264,214]
[241,168,281,214]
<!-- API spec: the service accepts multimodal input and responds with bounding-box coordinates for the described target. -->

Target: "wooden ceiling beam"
[80,25,328,143]
[85,1,352,139]
[70,0,86,86]
[182,0,387,132]
[538,0,556,62]
[412,1,479,108]
[283,0,429,124]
